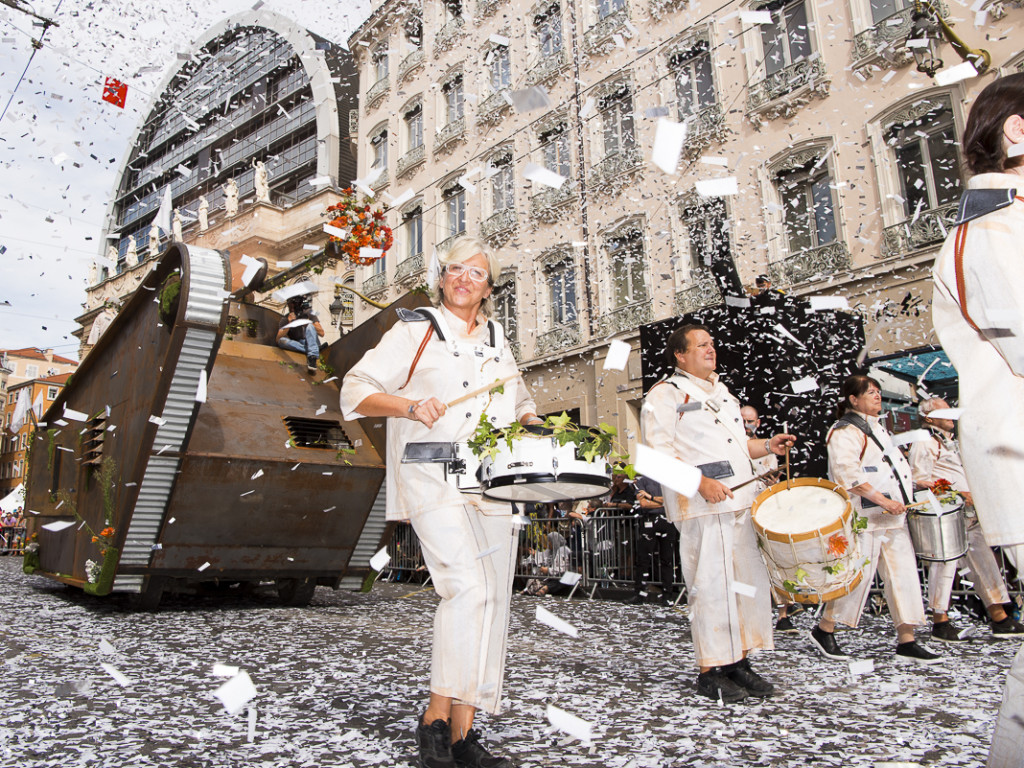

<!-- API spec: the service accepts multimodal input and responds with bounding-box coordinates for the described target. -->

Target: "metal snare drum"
[907,493,968,562]
[480,433,611,503]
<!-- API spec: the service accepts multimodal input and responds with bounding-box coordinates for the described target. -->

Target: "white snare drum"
[480,432,611,503]
[908,491,968,562]
[751,478,865,604]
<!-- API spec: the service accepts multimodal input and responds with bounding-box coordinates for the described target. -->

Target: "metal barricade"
[0,526,26,556]
[384,522,427,583]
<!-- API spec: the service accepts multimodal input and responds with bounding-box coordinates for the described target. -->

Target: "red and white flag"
[102,77,128,108]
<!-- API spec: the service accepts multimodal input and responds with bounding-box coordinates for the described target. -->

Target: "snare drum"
[479,431,611,503]
[907,491,968,562]
[751,478,865,604]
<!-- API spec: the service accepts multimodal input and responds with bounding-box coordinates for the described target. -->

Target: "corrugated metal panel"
[184,248,228,325]
[338,482,386,590]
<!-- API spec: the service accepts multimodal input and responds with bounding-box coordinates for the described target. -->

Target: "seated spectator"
[276,295,325,375]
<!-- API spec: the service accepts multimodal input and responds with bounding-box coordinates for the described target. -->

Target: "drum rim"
[773,568,864,604]
[752,477,852,543]
[907,503,964,518]
[482,472,611,502]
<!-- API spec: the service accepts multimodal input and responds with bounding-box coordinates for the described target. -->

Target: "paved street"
[0,556,1014,767]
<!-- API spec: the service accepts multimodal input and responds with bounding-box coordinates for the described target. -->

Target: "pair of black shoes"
[810,625,942,665]
[416,717,516,768]
[696,658,774,703]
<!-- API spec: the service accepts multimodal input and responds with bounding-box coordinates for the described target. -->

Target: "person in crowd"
[741,404,801,634]
[341,235,539,768]
[809,375,940,665]
[910,397,1024,641]
[605,473,637,510]
[277,293,325,376]
[641,324,796,702]
[630,475,679,606]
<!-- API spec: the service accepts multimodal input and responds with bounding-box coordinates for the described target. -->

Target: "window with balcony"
[760,0,811,75]
[776,160,837,256]
[444,0,463,21]
[404,204,423,261]
[443,185,467,243]
[487,43,511,92]
[681,197,728,273]
[373,47,389,83]
[536,4,563,58]
[600,86,636,158]
[493,275,519,349]
[887,102,961,221]
[540,123,571,178]
[370,129,388,173]
[598,0,626,18]
[606,228,648,308]
[405,12,423,48]
[490,152,515,214]
[404,103,423,152]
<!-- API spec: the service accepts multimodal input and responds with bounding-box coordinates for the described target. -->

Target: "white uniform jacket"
[340,304,536,521]
[827,414,914,531]
[641,370,757,521]
[933,172,1024,547]
[909,428,970,493]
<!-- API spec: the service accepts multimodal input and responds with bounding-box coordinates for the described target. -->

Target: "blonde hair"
[434,235,500,316]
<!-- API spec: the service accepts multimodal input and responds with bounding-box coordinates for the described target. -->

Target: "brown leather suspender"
[398,325,433,391]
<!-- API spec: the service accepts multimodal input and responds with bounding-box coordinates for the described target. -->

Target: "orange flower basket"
[324,188,394,267]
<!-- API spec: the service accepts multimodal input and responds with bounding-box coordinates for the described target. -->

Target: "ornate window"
[599,0,626,17]
[403,204,423,261]
[760,0,812,75]
[370,127,388,174]
[489,151,515,213]
[442,181,467,247]
[493,272,519,352]
[775,155,838,255]
[373,46,389,83]
[404,102,423,151]
[535,3,563,58]
[443,74,465,124]
[487,42,511,92]
[600,84,636,158]
[543,250,578,328]
[540,120,571,178]
[680,196,729,274]
[671,39,716,120]
[604,223,648,308]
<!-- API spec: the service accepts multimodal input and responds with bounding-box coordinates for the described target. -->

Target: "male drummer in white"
[910,397,1024,641]
[642,325,796,703]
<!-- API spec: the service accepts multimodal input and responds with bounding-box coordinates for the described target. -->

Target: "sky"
[0,0,371,360]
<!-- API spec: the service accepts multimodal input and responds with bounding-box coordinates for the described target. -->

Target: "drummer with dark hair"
[809,374,941,665]
[910,397,1024,641]
[641,324,796,703]
[341,235,540,768]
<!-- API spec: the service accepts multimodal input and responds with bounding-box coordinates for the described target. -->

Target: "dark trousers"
[634,514,679,593]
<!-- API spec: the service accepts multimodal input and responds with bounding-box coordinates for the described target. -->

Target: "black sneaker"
[931,620,967,643]
[696,668,748,703]
[809,626,849,660]
[306,356,318,375]
[452,729,515,768]
[627,593,647,605]
[776,615,799,634]
[991,617,1024,638]
[416,716,455,768]
[724,658,774,697]
[895,640,943,665]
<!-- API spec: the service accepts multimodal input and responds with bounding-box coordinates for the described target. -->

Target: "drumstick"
[785,444,791,491]
[729,469,781,492]
[445,373,520,409]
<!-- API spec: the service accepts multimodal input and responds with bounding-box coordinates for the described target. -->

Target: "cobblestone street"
[0,557,1013,767]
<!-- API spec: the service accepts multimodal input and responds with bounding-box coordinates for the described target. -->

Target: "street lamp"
[329,289,346,327]
[907,0,990,78]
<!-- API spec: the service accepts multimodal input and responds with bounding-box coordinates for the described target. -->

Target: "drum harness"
[396,307,509,493]
[829,412,911,509]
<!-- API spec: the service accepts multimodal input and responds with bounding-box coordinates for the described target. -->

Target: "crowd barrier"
[0,526,26,556]
[383,510,1024,608]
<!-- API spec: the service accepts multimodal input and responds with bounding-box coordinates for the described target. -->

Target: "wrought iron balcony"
[536,323,581,356]
[370,170,389,191]
[434,17,465,56]
[881,203,958,258]
[525,49,568,86]
[584,7,629,54]
[365,77,389,110]
[481,207,517,243]
[476,0,504,17]
[395,253,425,283]
[589,147,643,188]
[477,89,512,125]
[529,182,576,222]
[674,270,723,315]
[437,232,466,257]
[348,109,359,137]
[434,116,466,153]
[681,103,727,156]
[362,272,387,296]
[596,300,652,337]
[747,57,829,120]
[397,49,424,83]
[649,0,687,20]
[769,241,851,285]
[396,144,425,177]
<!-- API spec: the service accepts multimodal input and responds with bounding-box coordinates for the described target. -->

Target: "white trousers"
[676,508,774,669]
[928,516,1009,612]
[411,503,516,715]
[989,643,1024,768]
[826,523,926,629]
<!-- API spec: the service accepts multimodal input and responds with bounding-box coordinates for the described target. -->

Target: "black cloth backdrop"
[638,290,866,479]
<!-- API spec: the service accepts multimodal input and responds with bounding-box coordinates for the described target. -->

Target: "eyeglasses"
[445,263,490,283]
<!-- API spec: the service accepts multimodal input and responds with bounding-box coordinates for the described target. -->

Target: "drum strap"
[953,195,1024,333]
[834,414,911,505]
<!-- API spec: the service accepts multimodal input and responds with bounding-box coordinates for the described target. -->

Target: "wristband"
[408,401,418,415]
[764,438,771,454]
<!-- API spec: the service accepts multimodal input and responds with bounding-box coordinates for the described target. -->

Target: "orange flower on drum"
[930,478,953,495]
[827,533,848,557]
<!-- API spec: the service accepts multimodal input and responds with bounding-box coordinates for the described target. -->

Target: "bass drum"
[479,430,611,503]
[751,477,865,604]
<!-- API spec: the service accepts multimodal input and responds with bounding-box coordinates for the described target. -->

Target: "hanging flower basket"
[324,188,394,267]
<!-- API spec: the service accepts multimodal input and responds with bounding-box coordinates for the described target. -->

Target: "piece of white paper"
[924,407,963,420]
[41,520,75,532]
[280,319,312,330]
[195,370,207,403]
[536,605,579,638]
[247,706,257,742]
[849,659,874,676]
[212,663,240,677]
[547,704,593,743]
[359,247,383,262]
[740,9,774,23]
[695,177,739,197]
[323,223,348,239]
[63,406,88,421]
[934,61,979,86]
[476,544,502,559]
[523,162,566,189]
[634,444,701,498]
[892,429,931,447]
[149,415,167,426]
[602,340,631,371]
[101,663,131,687]
[724,295,751,308]
[239,254,262,287]
[99,639,117,655]
[651,118,686,174]
[559,570,582,585]
[791,376,819,394]
[732,581,757,597]
[510,85,550,113]
[369,547,390,571]
[214,671,257,715]
[387,187,415,208]
[809,296,850,311]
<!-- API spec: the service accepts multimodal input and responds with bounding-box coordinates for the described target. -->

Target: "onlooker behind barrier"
[629,475,680,606]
